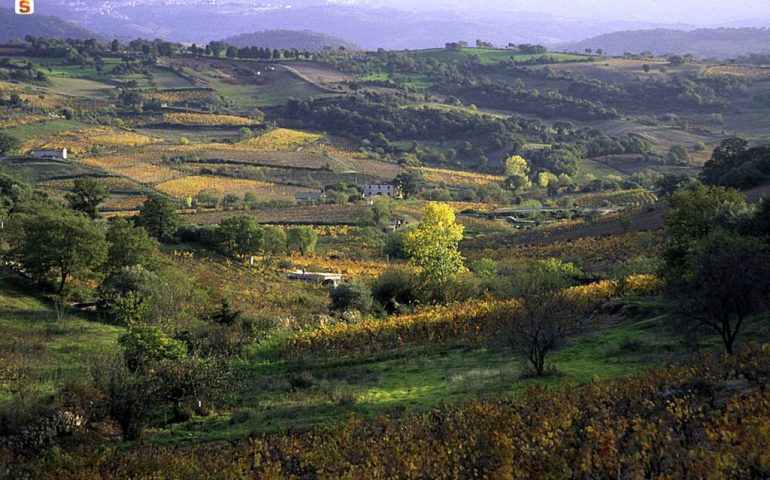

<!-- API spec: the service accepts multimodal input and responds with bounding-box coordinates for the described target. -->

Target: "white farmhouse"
[29,148,68,160]
[363,183,395,197]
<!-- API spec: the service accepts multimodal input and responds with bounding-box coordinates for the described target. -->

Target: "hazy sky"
[350,0,768,25]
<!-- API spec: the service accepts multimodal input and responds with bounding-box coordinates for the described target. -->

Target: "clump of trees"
[0,132,21,155]
[701,137,770,188]
[8,205,108,293]
[283,93,535,157]
[661,184,770,354]
[180,219,317,259]
[0,179,277,440]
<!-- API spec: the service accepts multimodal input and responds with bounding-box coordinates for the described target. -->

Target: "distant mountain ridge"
[0,8,102,43]
[563,28,770,58]
[221,30,360,52]
[23,1,700,49]
[5,2,769,56]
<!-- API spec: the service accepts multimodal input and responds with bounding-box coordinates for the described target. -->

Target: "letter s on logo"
[16,0,34,14]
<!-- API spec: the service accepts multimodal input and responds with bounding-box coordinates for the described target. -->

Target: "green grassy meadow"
[149,66,195,89]
[149,301,739,445]
[196,74,327,109]
[1,119,87,142]
[405,48,590,64]
[359,71,435,88]
[46,76,114,98]
[0,272,123,404]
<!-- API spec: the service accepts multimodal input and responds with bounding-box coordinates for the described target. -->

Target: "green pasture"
[404,48,589,64]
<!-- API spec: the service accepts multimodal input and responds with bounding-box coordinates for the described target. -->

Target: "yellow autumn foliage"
[238,128,322,150]
[419,167,505,187]
[163,112,257,126]
[156,175,303,199]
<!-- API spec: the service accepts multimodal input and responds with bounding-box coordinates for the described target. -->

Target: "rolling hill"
[563,27,770,58]
[0,8,102,43]
[221,30,359,52]
[23,1,697,50]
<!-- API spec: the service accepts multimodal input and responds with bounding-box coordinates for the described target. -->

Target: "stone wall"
[0,410,85,451]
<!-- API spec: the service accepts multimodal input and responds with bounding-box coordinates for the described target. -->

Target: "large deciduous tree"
[394,171,423,198]
[503,154,532,192]
[677,231,770,354]
[105,218,161,273]
[261,225,287,260]
[136,195,181,242]
[99,265,160,325]
[701,136,748,185]
[287,226,318,256]
[10,207,108,293]
[66,177,108,218]
[662,185,746,284]
[404,202,465,289]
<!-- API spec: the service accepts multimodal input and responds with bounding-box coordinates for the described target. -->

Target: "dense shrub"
[330,279,374,314]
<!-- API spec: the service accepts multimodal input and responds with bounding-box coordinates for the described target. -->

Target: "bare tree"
[508,291,584,377]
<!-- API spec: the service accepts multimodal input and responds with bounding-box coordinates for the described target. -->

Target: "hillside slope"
[221,30,359,52]
[0,8,102,43]
[563,27,770,58]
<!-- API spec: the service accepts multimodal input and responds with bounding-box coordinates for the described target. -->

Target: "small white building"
[287,270,343,287]
[29,148,67,160]
[363,183,395,197]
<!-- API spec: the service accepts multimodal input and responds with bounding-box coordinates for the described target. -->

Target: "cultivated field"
[419,166,506,187]
[162,112,259,126]
[166,58,332,108]
[156,175,305,199]
[27,126,162,154]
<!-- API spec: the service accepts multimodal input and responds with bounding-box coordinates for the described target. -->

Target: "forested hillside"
[0,9,102,44]
[222,30,359,52]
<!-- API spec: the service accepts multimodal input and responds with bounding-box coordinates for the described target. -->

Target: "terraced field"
[162,112,259,126]
[115,164,185,184]
[0,114,49,129]
[239,128,322,150]
[0,156,97,181]
[280,62,355,86]
[79,152,163,169]
[419,166,505,187]
[188,203,368,225]
[704,64,770,80]
[144,88,219,105]
[42,75,114,98]
[28,126,162,154]
[1,119,89,145]
[156,174,305,200]
[197,150,341,169]
[148,66,195,88]
[8,160,150,213]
